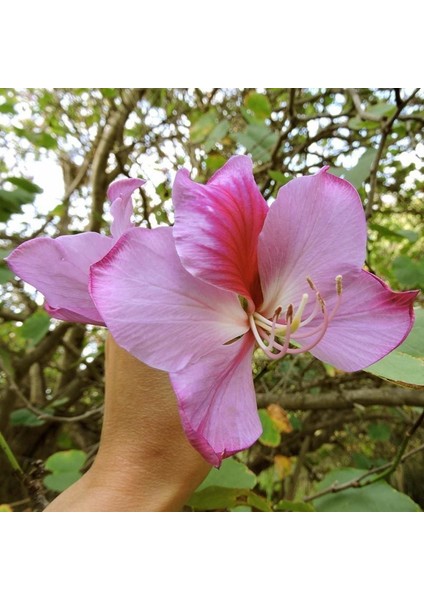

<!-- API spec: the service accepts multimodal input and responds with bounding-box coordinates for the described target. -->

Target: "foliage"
[0,88,423,511]
[312,468,421,512]
[44,450,87,492]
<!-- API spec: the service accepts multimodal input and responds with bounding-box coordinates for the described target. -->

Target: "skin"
[45,336,211,511]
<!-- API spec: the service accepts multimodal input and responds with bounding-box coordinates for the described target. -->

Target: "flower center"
[248,275,343,361]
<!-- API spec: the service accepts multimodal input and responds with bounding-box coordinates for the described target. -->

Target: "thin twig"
[0,430,23,475]
[304,410,424,502]
[366,87,420,219]
[0,357,103,423]
[0,431,48,511]
[286,434,311,501]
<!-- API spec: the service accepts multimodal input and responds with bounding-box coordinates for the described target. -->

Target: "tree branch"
[89,88,145,232]
[304,410,424,502]
[257,387,424,411]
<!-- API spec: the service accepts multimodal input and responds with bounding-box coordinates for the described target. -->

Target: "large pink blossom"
[7,178,144,325]
[90,156,417,466]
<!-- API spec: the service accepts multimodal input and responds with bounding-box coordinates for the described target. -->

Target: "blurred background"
[0,88,423,511]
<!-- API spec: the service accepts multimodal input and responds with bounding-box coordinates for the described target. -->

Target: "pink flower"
[7,178,144,325]
[90,156,417,466]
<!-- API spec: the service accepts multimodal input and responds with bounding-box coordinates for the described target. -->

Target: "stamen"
[269,306,283,345]
[285,304,293,322]
[317,293,325,313]
[329,275,343,320]
[249,314,281,360]
[288,300,330,354]
[253,311,288,336]
[291,293,308,330]
[306,276,317,292]
[259,315,292,360]
[298,293,320,328]
[249,275,343,361]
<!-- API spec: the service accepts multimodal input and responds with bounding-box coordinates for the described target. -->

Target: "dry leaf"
[274,455,292,479]
[267,404,293,433]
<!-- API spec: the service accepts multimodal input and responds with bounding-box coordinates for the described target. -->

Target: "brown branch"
[29,362,45,405]
[257,387,424,411]
[0,307,29,322]
[0,358,103,423]
[286,434,311,501]
[347,88,383,122]
[366,87,420,219]
[89,88,144,232]
[16,322,72,376]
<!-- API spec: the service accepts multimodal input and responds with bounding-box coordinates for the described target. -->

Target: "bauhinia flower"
[89,156,417,466]
[7,178,144,325]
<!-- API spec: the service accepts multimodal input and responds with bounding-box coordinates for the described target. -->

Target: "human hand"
[45,336,211,511]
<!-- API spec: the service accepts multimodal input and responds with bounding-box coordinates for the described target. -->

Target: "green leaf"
[0,265,13,284]
[313,468,421,512]
[45,449,86,472]
[365,308,424,388]
[187,487,271,511]
[247,491,272,512]
[396,229,419,243]
[196,457,257,492]
[100,88,117,98]
[289,414,302,431]
[13,127,57,150]
[234,124,278,162]
[0,504,13,511]
[398,308,424,359]
[0,346,14,376]
[367,102,397,118]
[268,170,292,185]
[37,132,57,150]
[0,101,16,114]
[268,170,292,191]
[330,148,377,188]
[348,117,380,131]
[205,154,227,172]
[258,408,281,447]
[365,352,424,388]
[19,311,51,345]
[0,187,34,207]
[367,422,391,441]
[44,450,87,492]
[348,104,396,131]
[204,120,230,152]
[274,500,315,512]
[190,111,217,144]
[392,255,424,288]
[245,92,272,120]
[370,224,419,243]
[9,408,46,428]
[5,177,43,194]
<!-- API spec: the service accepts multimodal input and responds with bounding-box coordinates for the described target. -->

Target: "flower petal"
[7,233,114,324]
[170,333,260,467]
[90,227,249,372]
[173,155,268,306]
[295,269,418,371]
[258,167,367,315]
[44,304,104,325]
[107,177,145,238]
